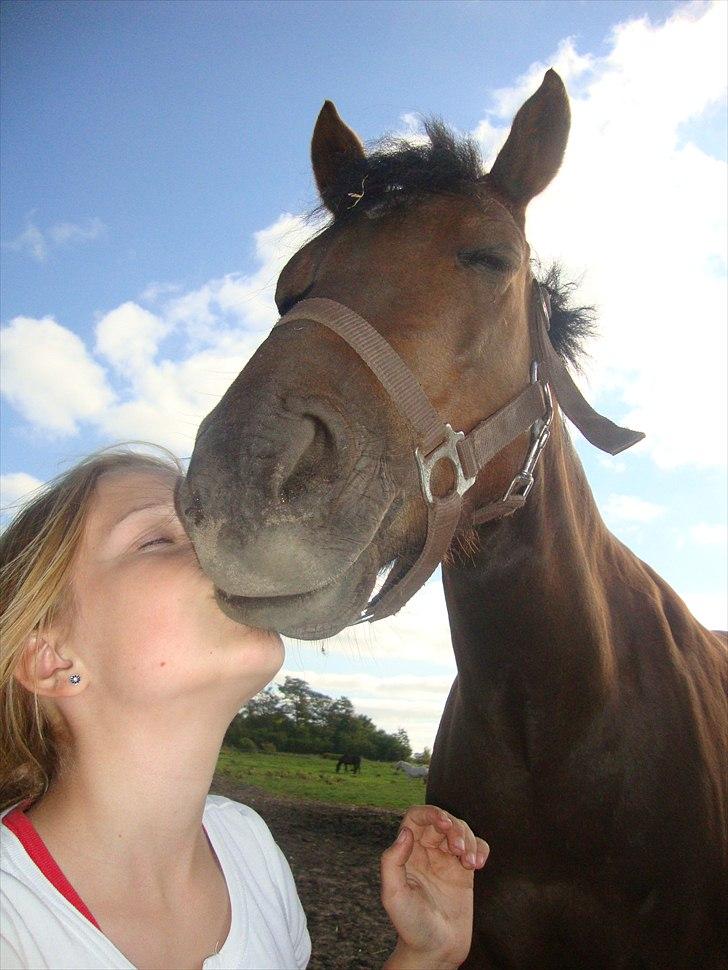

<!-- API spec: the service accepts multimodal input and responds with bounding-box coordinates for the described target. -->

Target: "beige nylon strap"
[277,298,446,457]
[365,493,462,621]
[276,297,465,621]
[531,287,645,455]
[471,493,527,524]
[273,289,644,623]
[457,380,547,480]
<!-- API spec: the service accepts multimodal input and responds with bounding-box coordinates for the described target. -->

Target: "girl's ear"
[14,634,84,697]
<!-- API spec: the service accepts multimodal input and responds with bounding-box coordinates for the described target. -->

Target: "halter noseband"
[274,285,643,623]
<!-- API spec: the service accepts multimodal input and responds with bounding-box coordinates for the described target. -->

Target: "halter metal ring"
[500,370,553,506]
[415,424,476,506]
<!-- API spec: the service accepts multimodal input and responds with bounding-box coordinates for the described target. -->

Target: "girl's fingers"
[380,825,415,900]
[400,805,487,868]
[439,814,478,864]
[474,837,490,869]
[401,804,453,831]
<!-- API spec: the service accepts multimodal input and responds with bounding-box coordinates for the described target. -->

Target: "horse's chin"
[213,541,381,639]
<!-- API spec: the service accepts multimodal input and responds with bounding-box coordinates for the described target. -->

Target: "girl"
[1,447,488,970]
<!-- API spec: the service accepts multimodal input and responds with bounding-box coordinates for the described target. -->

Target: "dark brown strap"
[531,287,645,455]
[277,299,446,456]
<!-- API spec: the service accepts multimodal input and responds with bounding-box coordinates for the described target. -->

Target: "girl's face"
[64,467,284,713]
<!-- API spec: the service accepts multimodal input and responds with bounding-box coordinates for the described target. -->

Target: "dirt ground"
[210,773,402,969]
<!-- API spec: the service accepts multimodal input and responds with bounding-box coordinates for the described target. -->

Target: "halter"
[274,284,644,623]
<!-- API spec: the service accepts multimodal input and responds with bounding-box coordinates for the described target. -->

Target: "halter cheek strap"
[274,288,643,623]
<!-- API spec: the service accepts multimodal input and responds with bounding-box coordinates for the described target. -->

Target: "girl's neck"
[26,704,227,894]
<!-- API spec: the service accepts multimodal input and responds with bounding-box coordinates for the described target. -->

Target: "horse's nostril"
[279,413,336,505]
[184,490,205,527]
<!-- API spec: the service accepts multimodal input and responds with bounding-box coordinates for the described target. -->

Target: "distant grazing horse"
[336,754,361,774]
[179,70,727,967]
[395,761,428,781]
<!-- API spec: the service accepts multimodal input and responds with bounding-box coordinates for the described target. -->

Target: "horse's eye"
[277,295,298,317]
[276,282,314,318]
[458,249,513,274]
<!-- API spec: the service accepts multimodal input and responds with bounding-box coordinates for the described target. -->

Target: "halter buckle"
[503,471,536,502]
[499,366,553,509]
[416,424,476,506]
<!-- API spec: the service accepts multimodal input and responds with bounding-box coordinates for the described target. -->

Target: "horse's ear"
[311,101,365,211]
[489,69,570,211]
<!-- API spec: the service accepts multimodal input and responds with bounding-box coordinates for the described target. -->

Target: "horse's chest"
[468,875,633,969]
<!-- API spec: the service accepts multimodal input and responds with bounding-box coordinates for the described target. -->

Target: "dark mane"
[313,120,595,367]
[315,118,484,220]
[536,262,596,370]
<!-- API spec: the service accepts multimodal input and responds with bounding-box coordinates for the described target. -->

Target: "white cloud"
[284,577,456,670]
[597,455,627,474]
[0,316,115,434]
[276,659,455,752]
[47,218,105,246]
[602,493,667,523]
[138,281,183,304]
[0,472,44,511]
[0,3,724,728]
[96,302,170,373]
[278,670,454,699]
[4,216,105,262]
[4,5,725,473]
[5,223,48,262]
[281,578,457,751]
[681,590,728,631]
[473,0,727,470]
[0,212,319,454]
[689,522,727,547]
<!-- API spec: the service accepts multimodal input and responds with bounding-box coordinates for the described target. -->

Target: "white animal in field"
[395,760,429,780]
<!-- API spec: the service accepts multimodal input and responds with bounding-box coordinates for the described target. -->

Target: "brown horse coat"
[179,71,728,966]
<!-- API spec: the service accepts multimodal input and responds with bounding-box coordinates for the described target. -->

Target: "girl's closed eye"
[138,535,174,551]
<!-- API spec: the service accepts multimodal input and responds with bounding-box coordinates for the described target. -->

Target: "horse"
[395,761,428,781]
[178,70,727,966]
[336,753,361,774]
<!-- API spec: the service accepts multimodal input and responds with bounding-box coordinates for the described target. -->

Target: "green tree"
[224,678,413,761]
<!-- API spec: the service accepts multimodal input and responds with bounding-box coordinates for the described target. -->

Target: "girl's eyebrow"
[108,502,177,535]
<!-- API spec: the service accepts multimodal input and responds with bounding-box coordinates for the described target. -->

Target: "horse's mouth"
[213,537,384,639]
[213,535,410,639]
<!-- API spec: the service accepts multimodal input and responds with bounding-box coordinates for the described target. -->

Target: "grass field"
[216,748,427,811]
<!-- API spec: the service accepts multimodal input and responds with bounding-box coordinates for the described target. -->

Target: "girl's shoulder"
[202,794,282,862]
[203,793,269,831]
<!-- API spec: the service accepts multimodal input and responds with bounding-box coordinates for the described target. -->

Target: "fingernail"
[465,852,476,867]
[396,828,408,844]
[439,814,452,826]
[453,837,465,851]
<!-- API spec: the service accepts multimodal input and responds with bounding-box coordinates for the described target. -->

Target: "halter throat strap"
[274,288,643,622]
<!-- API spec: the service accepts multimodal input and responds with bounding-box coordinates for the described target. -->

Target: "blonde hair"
[0,445,182,811]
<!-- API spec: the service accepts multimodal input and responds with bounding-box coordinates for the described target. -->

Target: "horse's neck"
[443,418,636,744]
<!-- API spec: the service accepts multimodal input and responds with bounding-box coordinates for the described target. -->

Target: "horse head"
[178,71,573,639]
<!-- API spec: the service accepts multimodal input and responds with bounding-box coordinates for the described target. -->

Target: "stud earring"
[69,673,81,685]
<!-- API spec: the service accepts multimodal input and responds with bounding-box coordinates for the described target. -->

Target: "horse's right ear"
[311,101,366,211]
[489,69,570,212]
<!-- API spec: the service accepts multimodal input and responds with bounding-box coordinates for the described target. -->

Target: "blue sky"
[2,0,725,750]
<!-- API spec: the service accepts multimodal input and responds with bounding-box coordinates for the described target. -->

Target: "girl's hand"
[380,805,489,970]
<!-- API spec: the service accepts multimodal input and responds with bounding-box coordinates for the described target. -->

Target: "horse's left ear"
[311,101,366,211]
[489,69,570,210]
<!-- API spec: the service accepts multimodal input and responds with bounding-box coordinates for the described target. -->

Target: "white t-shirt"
[0,794,311,969]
